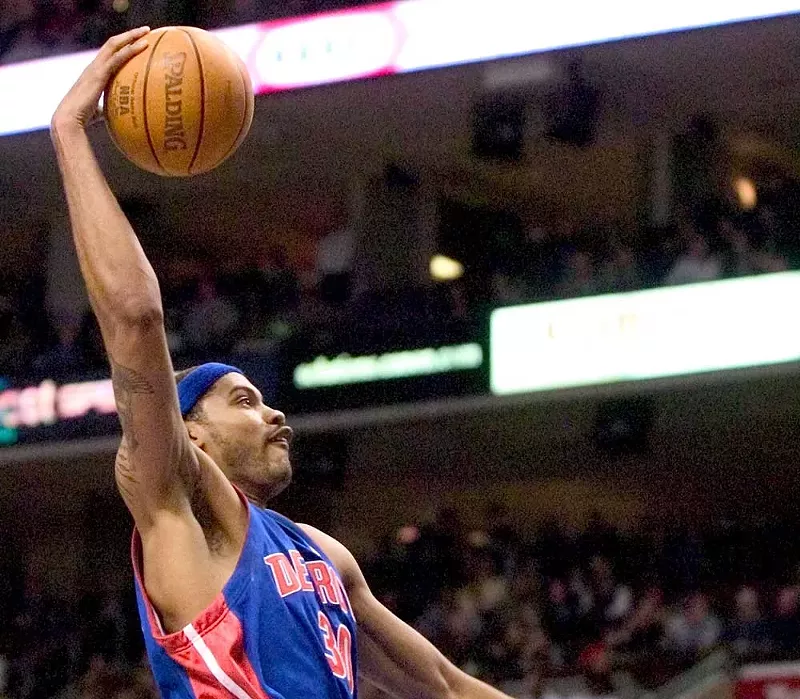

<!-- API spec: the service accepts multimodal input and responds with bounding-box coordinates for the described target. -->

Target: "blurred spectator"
[587,556,633,627]
[771,585,800,657]
[401,507,468,619]
[31,311,82,376]
[179,273,240,357]
[597,243,642,293]
[461,547,510,615]
[577,642,616,697]
[750,243,789,275]
[606,585,665,662]
[665,233,722,285]
[228,248,301,352]
[491,271,527,306]
[414,586,482,669]
[542,578,586,666]
[719,217,789,278]
[481,501,522,575]
[557,250,599,298]
[663,592,722,660]
[719,218,758,277]
[579,514,622,565]
[725,586,772,660]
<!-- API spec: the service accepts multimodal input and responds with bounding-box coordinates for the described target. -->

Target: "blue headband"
[178,363,244,417]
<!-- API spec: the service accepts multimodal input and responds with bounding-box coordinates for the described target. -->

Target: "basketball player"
[51,28,515,699]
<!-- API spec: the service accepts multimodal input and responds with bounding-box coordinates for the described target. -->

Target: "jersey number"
[318,611,354,693]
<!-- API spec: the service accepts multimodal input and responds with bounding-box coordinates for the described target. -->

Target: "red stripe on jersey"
[172,601,270,699]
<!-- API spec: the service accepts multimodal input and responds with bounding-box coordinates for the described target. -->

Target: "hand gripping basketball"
[51,27,151,131]
[102,26,256,177]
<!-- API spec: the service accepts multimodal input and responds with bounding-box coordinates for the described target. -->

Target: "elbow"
[438,664,462,699]
[94,273,164,330]
[441,663,483,699]
[113,300,164,330]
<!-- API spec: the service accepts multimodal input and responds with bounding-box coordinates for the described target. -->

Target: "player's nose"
[263,405,286,426]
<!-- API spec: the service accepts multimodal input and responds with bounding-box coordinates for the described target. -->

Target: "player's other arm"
[50,28,198,528]
[299,525,513,699]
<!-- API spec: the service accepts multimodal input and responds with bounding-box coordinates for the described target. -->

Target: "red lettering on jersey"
[290,550,314,592]
[318,611,354,694]
[337,623,354,693]
[307,561,339,605]
[318,611,346,677]
[264,553,302,597]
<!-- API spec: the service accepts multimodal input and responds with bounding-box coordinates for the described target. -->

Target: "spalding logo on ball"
[104,26,254,177]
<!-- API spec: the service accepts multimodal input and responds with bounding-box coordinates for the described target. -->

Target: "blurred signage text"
[490,272,800,395]
[293,343,483,389]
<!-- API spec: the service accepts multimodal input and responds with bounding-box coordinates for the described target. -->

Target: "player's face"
[189,373,293,500]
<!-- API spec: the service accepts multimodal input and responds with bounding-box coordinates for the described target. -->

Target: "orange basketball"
[103,26,254,177]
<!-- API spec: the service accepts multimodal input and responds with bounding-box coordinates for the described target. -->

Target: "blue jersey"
[132,492,358,699]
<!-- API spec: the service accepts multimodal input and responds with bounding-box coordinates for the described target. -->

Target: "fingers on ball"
[124,38,149,56]
[107,37,148,72]
[104,26,151,54]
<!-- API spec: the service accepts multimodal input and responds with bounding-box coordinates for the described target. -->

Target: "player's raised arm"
[50,28,198,528]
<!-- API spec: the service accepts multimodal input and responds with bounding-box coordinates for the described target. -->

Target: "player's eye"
[237,396,252,407]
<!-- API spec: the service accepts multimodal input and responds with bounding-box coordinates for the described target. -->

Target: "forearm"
[51,122,161,325]
[354,591,513,699]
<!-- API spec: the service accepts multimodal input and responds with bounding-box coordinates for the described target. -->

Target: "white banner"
[1,0,799,136]
[490,272,800,395]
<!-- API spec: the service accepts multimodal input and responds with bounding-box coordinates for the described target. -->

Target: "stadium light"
[430,255,464,281]
[735,177,758,210]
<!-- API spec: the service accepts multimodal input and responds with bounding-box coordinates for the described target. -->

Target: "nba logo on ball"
[106,77,140,129]
[104,26,254,177]
[117,85,131,115]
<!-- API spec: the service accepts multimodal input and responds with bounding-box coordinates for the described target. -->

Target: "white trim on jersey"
[183,623,255,699]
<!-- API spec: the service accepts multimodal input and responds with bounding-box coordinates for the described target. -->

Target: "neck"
[232,479,270,510]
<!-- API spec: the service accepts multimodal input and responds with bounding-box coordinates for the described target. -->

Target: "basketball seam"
[219,60,251,166]
[181,28,206,175]
[143,30,169,175]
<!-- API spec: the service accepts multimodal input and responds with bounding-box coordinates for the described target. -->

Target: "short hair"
[174,366,206,422]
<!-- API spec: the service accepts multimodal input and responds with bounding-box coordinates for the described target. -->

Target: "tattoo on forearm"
[115,441,139,500]
[111,360,155,452]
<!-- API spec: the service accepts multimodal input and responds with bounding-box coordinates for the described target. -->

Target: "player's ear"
[185,421,206,448]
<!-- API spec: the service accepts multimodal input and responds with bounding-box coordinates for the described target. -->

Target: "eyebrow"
[228,385,264,404]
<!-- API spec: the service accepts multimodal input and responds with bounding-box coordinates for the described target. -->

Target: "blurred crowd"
[366,509,800,696]
[2,510,800,698]
[469,203,795,312]
[1,182,798,384]
[0,0,376,65]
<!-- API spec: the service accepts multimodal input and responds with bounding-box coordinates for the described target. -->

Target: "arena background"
[0,1,800,698]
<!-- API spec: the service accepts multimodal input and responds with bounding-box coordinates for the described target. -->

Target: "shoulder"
[297,523,362,588]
